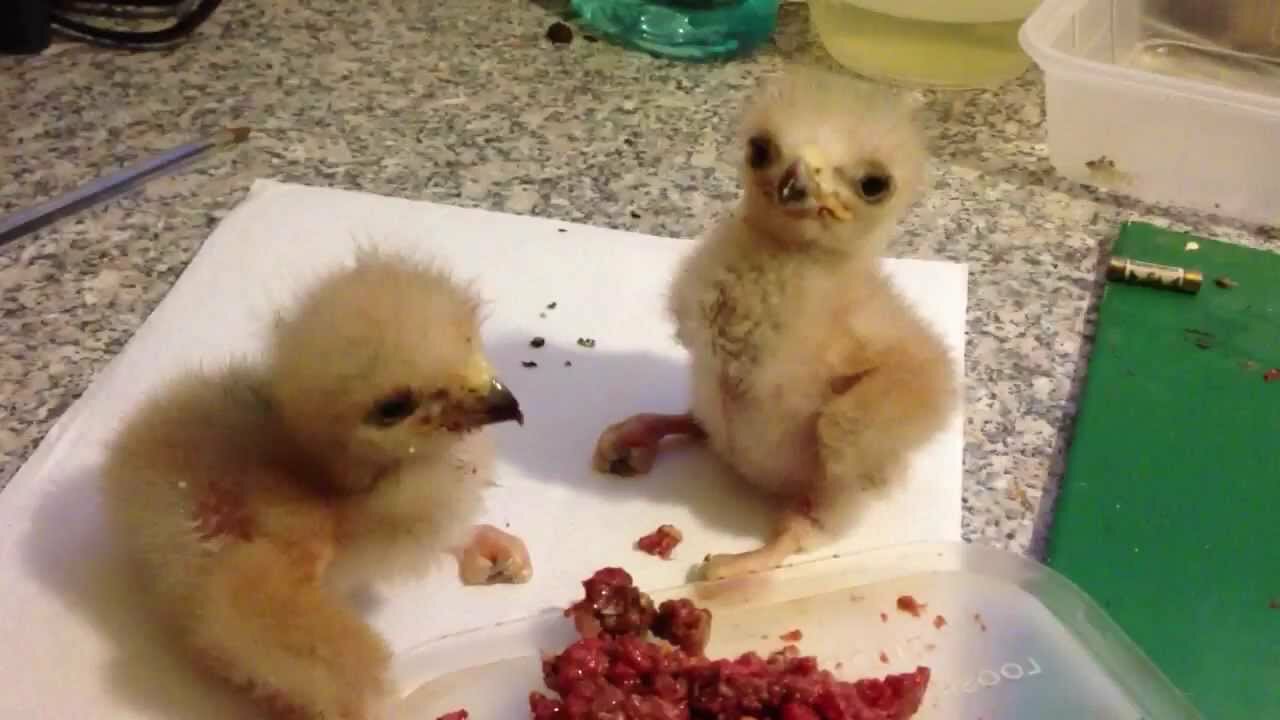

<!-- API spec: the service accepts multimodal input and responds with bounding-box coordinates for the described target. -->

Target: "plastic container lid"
[386,542,1203,719]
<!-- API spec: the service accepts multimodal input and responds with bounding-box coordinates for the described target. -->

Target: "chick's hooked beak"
[777,146,853,222]
[455,353,524,428]
[478,377,523,426]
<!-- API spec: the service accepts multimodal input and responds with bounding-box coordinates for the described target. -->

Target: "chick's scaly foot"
[592,413,703,476]
[457,524,532,585]
[700,508,819,581]
[700,549,781,582]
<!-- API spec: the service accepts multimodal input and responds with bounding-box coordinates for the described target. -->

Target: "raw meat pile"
[527,568,931,720]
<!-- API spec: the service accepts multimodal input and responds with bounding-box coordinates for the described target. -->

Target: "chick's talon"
[592,413,701,476]
[457,523,532,585]
[700,509,816,581]
[700,549,780,582]
[602,444,658,477]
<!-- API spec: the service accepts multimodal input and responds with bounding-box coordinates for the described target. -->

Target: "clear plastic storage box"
[385,542,1202,719]
[1020,0,1280,226]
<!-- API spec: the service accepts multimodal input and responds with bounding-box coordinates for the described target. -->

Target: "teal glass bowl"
[570,0,780,61]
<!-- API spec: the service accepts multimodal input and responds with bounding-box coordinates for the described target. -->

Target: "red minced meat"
[531,569,932,720]
[566,567,657,639]
[636,525,684,559]
[653,599,712,656]
[436,712,468,720]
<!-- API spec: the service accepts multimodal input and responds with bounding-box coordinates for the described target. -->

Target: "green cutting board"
[1047,222,1280,719]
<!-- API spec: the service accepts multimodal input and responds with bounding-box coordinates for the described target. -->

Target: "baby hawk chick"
[101,249,530,720]
[593,68,958,581]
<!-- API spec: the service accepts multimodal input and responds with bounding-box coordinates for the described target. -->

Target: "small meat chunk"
[653,599,712,656]
[896,595,926,618]
[565,567,656,639]
[636,524,683,559]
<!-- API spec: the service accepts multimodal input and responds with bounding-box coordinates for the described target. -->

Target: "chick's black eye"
[856,174,893,204]
[747,134,775,170]
[367,389,419,426]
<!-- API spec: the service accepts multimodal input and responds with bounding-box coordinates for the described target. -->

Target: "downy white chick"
[101,249,531,720]
[593,68,958,581]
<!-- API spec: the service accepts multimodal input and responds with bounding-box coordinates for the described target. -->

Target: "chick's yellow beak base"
[461,353,497,395]
[799,145,853,222]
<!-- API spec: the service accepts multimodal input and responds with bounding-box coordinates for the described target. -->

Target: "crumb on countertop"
[546,21,573,45]
[1085,156,1115,171]
[780,629,803,643]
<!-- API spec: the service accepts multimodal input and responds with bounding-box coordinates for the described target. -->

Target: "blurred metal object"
[1106,256,1203,295]
[49,0,223,49]
[0,127,250,249]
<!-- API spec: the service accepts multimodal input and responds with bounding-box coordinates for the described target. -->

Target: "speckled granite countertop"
[2,0,1277,554]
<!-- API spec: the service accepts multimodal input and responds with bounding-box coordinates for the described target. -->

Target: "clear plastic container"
[571,0,780,61]
[385,542,1202,719]
[1020,0,1280,226]
[810,0,1042,89]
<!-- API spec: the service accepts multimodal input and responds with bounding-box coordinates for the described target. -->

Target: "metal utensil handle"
[0,128,246,248]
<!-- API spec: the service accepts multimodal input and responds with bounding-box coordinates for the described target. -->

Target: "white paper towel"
[0,179,966,719]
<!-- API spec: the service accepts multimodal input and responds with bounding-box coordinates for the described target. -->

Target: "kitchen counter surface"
[2,0,1276,553]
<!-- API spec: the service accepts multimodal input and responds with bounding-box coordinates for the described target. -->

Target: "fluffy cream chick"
[593,68,958,581]
[101,249,530,720]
